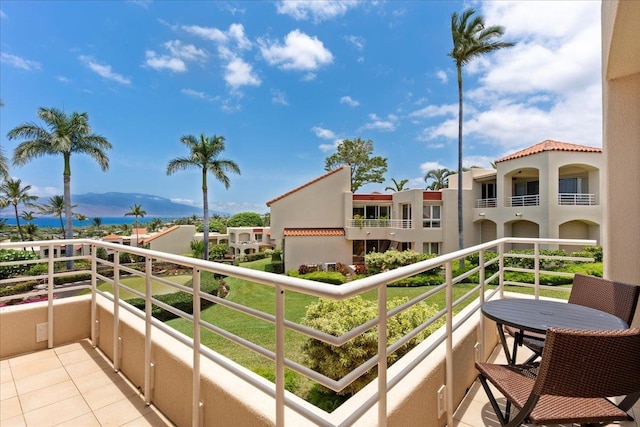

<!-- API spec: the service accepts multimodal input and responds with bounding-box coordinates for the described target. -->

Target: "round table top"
[482,299,628,334]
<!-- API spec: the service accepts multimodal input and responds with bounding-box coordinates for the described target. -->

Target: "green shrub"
[209,244,229,260]
[389,274,444,287]
[572,246,603,262]
[301,296,443,396]
[245,252,269,262]
[271,261,284,274]
[297,271,346,285]
[0,281,37,297]
[252,367,300,394]
[0,249,39,279]
[365,250,439,275]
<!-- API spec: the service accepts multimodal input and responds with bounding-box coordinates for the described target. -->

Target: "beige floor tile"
[13,367,69,395]
[53,412,101,427]
[1,364,13,384]
[92,395,153,426]
[63,354,112,379]
[9,356,62,381]
[56,347,100,366]
[22,394,91,427]
[1,414,27,427]
[53,339,93,355]
[82,378,138,411]
[8,349,56,366]
[19,380,79,413]
[1,379,18,399]
[72,366,125,394]
[120,410,175,427]
[1,396,23,421]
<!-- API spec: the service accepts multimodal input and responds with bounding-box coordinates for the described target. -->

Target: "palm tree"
[0,148,9,182]
[125,204,146,246]
[167,134,241,261]
[424,168,452,190]
[385,178,409,192]
[7,107,112,268]
[20,211,39,247]
[39,195,76,236]
[0,178,38,241]
[450,8,513,257]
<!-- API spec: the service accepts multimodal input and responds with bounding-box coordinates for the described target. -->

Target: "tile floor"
[1,337,638,426]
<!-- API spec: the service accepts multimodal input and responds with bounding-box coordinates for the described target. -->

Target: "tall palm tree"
[125,204,146,246]
[0,178,38,241]
[167,134,241,261]
[39,195,76,236]
[424,168,452,190]
[449,8,513,257]
[21,211,39,248]
[7,107,112,268]
[385,178,409,192]
[0,148,9,182]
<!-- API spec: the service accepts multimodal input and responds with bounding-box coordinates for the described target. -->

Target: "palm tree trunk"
[64,172,74,269]
[202,169,209,261]
[13,204,24,241]
[457,64,465,269]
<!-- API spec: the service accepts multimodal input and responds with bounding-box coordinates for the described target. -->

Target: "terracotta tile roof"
[266,167,346,207]
[132,228,147,235]
[353,194,393,201]
[103,234,122,240]
[284,228,345,237]
[496,140,602,163]
[143,225,181,243]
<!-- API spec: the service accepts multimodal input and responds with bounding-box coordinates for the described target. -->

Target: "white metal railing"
[508,194,540,207]
[558,193,597,205]
[347,218,412,228]
[475,198,497,208]
[0,237,596,427]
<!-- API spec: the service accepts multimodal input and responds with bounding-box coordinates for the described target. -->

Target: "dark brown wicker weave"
[505,274,640,362]
[476,327,640,426]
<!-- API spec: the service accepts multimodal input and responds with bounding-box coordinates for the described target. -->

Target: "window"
[482,182,496,199]
[399,242,412,251]
[422,242,440,254]
[514,180,539,196]
[423,205,441,228]
[255,233,262,241]
[559,177,588,193]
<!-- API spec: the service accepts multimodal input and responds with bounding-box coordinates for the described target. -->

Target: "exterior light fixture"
[479,213,486,217]
[515,212,523,217]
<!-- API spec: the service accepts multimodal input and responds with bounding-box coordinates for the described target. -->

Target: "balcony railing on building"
[0,237,596,427]
[347,218,412,228]
[558,193,597,205]
[475,198,497,208]
[508,194,540,207]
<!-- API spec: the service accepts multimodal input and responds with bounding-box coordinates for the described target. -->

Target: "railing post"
[113,251,121,372]
[192,268,201,427]
[534,242,540,299]
[499,242,505,298]
[144,256,153,404]
[275,284,285,427]
[377,284,388,427]
[479,249,486,361]
[47,243,54,349]
[445,261,454,427]
[91,244,97,347]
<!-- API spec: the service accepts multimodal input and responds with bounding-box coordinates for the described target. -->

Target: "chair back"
[569,274,640,324]
[534,327,640,398]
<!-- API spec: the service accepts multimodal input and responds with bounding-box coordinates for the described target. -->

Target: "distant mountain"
[70,192,209,217]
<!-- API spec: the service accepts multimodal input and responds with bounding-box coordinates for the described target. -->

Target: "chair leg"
[478,374,509,426]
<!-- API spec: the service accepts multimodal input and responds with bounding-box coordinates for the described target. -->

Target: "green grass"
[96,274,193,300]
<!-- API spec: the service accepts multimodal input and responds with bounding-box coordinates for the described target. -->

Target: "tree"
[0,148,9,182]
[324,138,388,192]
[7,107,112,268]
[449,8,513,257]
[20,211,39,245]
[125,204,146,246]
[167,134,240,261]
[0,178,38,241]
[39,195,76,236]
[147,218,164,233]
[385,178,409,192]
[424,168,452,190]
[227,212,263,227]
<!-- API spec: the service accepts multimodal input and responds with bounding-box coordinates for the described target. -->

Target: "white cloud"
[56,76,70,83]
[170,197,199,206]
[419,161,447,174]
[225,58,261,88]
[436,69,448,84]
[319,141,340,152]
[409,104,457,119]
[361,113,397,132]
[182,24,227,42]
[259,30,333,72]
[312,126,336,140]
[345,35,365,50]
[164,40,207,61]
[275,0,359,23]
[79,56,131,84]
[1,53,41,71]
[271,89,289,105]
[340,96,359,107]
[181,88,217,102]
[144,51,186,72]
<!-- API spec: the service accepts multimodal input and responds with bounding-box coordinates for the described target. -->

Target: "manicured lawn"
[96,274,193,300]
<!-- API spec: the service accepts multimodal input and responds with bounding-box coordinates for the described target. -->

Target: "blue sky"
[0,1,602,215]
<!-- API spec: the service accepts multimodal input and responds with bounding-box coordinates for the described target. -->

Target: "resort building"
[267,140,603,272]
[227,226,274,258]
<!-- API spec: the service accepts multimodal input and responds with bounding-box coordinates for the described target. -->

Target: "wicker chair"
[476,327,640,427]
[506,274,640,362]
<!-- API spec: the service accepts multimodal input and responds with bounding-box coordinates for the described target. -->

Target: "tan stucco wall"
[148,225,196,256]
[602,0,640,325]
[283,235,351,271]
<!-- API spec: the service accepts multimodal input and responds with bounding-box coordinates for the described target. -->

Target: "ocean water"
[0,216,175,228]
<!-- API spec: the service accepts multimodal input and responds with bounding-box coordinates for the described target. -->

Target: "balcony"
[558,193,597,205]
[508,194,540,207]
[475,198,497,209]
[347,218,412,229]
[2,238,637,426]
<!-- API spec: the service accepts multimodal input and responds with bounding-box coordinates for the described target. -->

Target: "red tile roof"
[496,140,602,163]
[266,167,346,207]
[284,228,345,237]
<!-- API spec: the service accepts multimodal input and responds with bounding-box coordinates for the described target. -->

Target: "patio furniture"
[507,274,640,362]
[476,327,640,427]
[482,298,628,365]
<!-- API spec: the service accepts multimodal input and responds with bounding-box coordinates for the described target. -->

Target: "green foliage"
[190,239,204,258]
[365,249,440,275]
[0,249,39,279]
[324,137,388,192]
[244,252,269,262]
[298,271,346,285]
[125,278,225,321]
[572,246,603,262]
[226,212,263,227]
[389,274,444,287]
[252,367,300,394]
[209,244,229,260]
[0,281,36,297]
[197,219,227,233]
[96,247,108,260]
[301,296,443,396]
[271,261,284,274]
